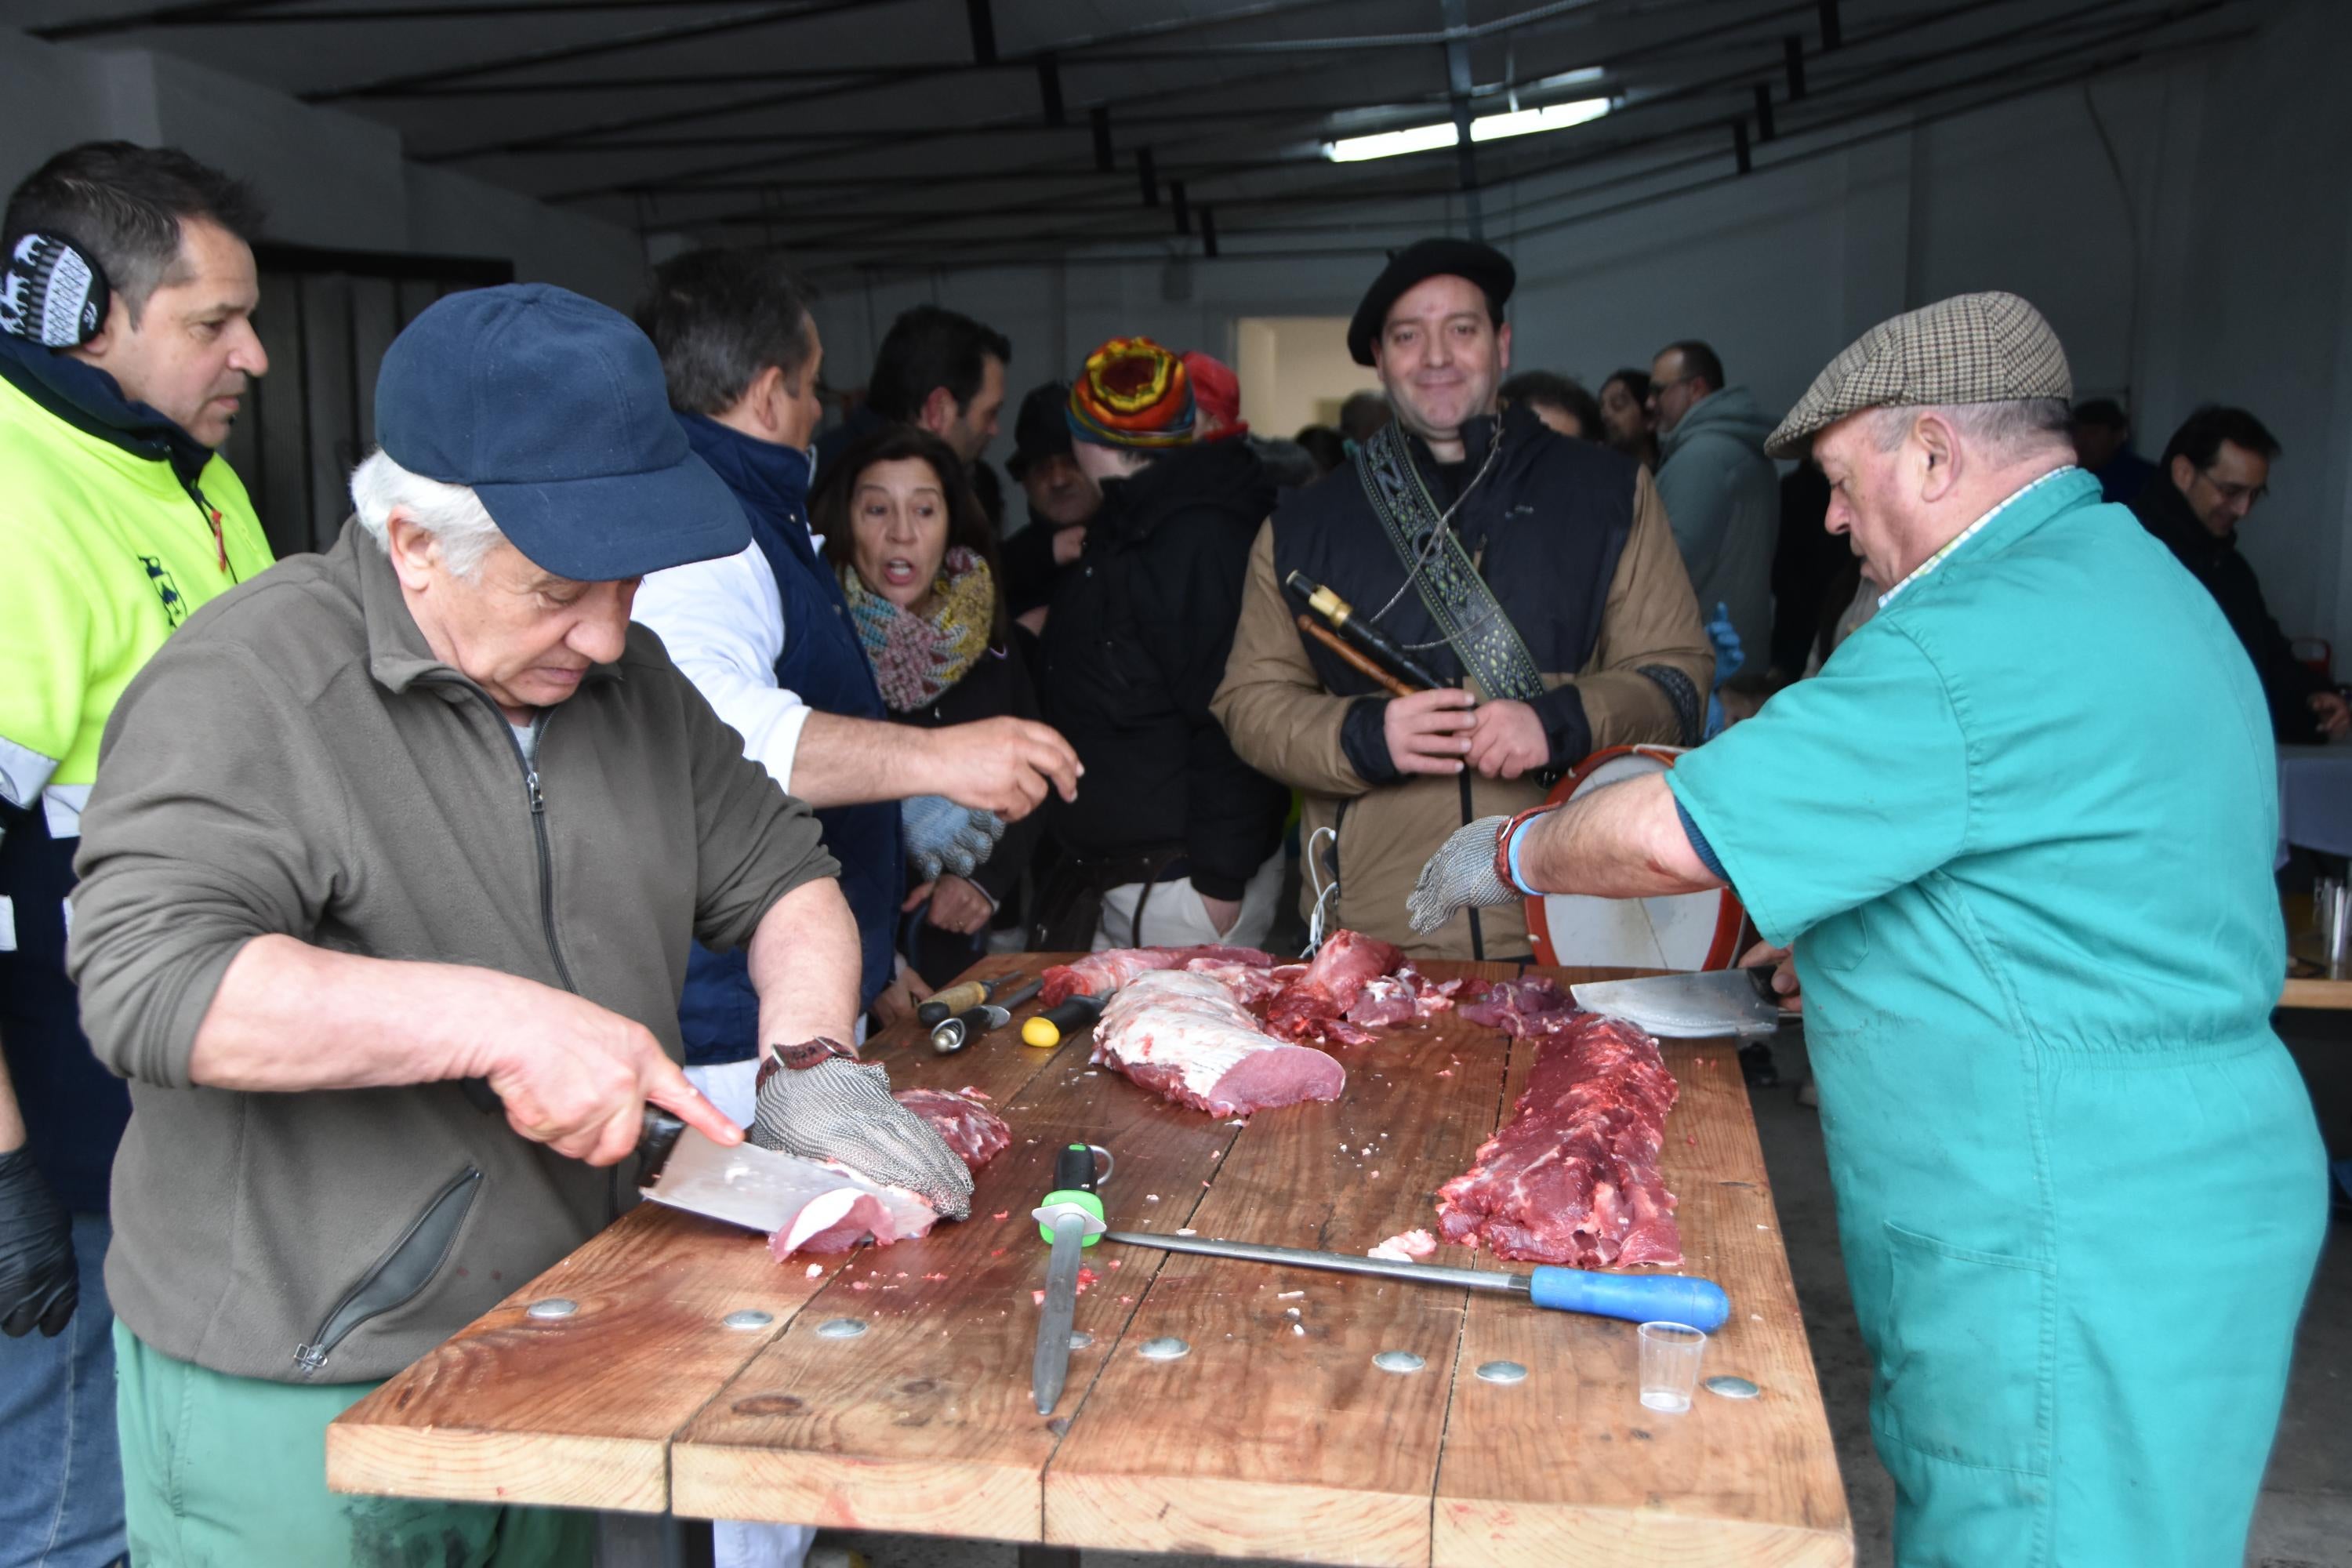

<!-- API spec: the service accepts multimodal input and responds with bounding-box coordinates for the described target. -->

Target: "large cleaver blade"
[640,1125,920,1240]
[1569,967,1792,1038]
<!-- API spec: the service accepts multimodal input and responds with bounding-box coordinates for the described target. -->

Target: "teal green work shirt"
[1669,466,2325,1568]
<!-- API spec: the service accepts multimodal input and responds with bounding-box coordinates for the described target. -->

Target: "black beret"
[1346,238,1517,367]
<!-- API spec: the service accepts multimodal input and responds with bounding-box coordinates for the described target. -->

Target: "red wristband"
[759,1036,858,1087]
[1491,802,1562,895]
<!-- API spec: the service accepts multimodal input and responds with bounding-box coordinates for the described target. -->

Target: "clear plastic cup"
[1638,1321,1708,1414]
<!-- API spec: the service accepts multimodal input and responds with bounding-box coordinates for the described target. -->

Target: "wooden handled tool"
[1297,615,1414,699]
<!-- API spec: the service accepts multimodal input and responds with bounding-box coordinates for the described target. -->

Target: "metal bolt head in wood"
[1475,1360,1528,1385]
[815,1318,868,1339]
[722,1309,774,1331]
[1705,1374,1762,1399]
[1138,1336,1189,1361]
[1068,1331,1094,1350]
[524,1298,577,1321]
[1373,1350,1425,1374]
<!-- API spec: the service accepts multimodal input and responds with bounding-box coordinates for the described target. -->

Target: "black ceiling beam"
[967,0,996,65]
[1820,0,1844,51]
[713,0,2169,260]
[1200,206,1219,258]
[1733,116,1751,172]
[1784,34,1807,99]
[303,0,889,103]
[347,0,1802,101]
[532,0,1827,204]
[1138,147,1160,208]
[792,8,2233,275]
[1442,0,1486,240]
[32,0,312,43]
[539,49,1323,201]
[408,0,1355,158]
[650,0,2035,227]
[514,90,1465,158]
[362,64,997,97]
[562,0,2089,249]
[1753,82,1776,140]
[125,0,793,19]
[1039,54,1065,127]
[1091,107,1114,172]
[1171,180,1191,234]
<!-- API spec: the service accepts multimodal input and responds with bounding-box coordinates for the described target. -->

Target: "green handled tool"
[1029,1142,1108,1416]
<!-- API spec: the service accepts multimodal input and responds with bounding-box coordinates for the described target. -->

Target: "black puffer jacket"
[1039,441,1288,899]
[2132,474,2328,742]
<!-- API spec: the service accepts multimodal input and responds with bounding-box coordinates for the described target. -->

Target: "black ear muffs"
[0,231,111,349]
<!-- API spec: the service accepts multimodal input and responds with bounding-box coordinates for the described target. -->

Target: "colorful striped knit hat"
[1067,336,1195,448]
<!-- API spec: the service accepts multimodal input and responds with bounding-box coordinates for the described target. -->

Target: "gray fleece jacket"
[68,521,837,1382]
[1655,385,1780,683]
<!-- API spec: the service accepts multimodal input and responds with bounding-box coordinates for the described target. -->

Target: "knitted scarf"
[839,546,997,713]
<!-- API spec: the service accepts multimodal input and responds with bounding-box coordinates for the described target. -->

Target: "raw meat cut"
[757,1159,940,1261]
[1091,969,1345,1116]
[1345,969,1463,1029]
[895,1087,1011,1171]
[1439,983,1683,1269]
[1263,930,1403,1043]
[760,1089,1011,1262]
[1367,1229,1437,1262]
[1040,943,1279,1005]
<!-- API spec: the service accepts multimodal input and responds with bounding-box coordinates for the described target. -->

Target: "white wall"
[1235,316,1382,437]
[0,34,649,308]
[809,0,2352,655]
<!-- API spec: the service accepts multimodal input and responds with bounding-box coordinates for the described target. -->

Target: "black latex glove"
[0,1146,77,1338]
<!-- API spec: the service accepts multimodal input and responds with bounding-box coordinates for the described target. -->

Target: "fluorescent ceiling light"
[1327,122,1464,163]
[1472,96,1611,143]
[1326,96,1611,162]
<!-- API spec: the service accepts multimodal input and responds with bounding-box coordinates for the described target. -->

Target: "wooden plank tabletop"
[331,956,1853,1566]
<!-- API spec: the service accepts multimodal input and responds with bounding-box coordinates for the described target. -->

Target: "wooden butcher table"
[328,957,1853,1566]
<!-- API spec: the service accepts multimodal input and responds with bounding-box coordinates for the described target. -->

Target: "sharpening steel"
[1103,1229,1730,1330]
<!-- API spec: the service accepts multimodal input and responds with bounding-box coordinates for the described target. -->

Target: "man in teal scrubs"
[1408,292,2326,1568]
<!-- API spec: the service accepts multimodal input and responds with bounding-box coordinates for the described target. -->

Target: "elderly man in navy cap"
[1214,238,1713,960]
[65,284,968,1564]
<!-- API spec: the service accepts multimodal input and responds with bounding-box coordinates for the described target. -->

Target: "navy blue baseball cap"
[374,283,749,581]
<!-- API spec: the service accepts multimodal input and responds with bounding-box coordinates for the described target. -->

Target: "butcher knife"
[931,977,1043,1054]
[638,1120,911,1236]
[917,972,1017,1028]
[1021,991,1106,1048]
[1570,967,1795,1039]
[1030,1142,1106,1415]
[1104,1229,1730,1330]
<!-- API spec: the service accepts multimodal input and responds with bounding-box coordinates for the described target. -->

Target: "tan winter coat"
[1213,458,1709,958]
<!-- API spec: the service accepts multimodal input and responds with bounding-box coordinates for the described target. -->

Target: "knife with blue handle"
[1102,1229,1729,1330]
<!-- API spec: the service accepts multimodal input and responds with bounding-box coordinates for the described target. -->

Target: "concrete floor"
[800,1023,2350,1568]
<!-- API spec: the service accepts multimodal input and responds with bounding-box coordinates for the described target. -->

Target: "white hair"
[349,447,506,579]
[1867,399,2072,463]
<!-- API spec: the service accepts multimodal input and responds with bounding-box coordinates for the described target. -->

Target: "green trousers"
[113,1323,593,1566]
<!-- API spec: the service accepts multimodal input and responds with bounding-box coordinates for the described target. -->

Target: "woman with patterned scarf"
[818,426,1047,987]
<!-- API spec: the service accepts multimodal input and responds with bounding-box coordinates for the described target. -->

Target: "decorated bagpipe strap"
[1353,421,1548,704]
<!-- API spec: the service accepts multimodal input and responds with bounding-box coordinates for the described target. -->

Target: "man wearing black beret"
[1214,238,1712,958]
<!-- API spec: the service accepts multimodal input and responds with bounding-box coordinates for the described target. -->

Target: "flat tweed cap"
[1765,290,2072,458]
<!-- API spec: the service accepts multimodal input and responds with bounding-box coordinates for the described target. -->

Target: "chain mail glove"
[902,794,1007,883]
[749,1043,975,1221]
[1408,806,1558,935]
[0,1148,77,1338]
